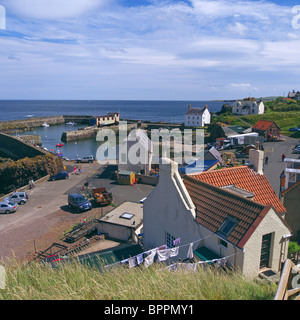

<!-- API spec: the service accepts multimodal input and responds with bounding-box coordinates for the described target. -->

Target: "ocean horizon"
[0,100,228,123]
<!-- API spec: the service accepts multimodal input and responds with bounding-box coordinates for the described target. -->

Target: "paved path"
[263,136,299,196]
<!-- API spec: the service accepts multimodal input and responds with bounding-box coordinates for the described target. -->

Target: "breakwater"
[0,115,93,134]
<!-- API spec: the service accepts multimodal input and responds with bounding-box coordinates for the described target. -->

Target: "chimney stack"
[249,147,264,175]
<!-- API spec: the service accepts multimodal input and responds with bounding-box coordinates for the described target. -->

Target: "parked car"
[49,171,69,181]
[292,149,300,154]
[4,192,28,205]
[289,127,300,132]
[0,201,19,214]
[76,155,94,163]
[68,193,92,213]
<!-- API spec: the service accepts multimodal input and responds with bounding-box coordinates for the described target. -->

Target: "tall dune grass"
[0,257,276,300]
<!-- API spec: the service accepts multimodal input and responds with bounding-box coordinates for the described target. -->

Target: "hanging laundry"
[169,247,179,257]
[136,254,143,265]
[158,244,167,250]
[187,243,194,260]
[128,257,136,269]
[177,263,197,272]
[157,249,171,261]
[144,249,157,268]
[217,257,227,268]
[173,238,180,246]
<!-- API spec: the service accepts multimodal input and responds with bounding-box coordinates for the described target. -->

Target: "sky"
[0,0,300,100]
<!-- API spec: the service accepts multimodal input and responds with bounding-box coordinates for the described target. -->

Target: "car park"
[4,192,28,205]
[76,155,94,163]
[48,171,69,181]
[68,193,92,213]
[0,201,19,214]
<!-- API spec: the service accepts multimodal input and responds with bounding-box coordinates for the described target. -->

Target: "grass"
[0,258,276,300]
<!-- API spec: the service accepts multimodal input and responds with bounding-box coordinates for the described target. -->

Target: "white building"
[232,100,265,115]
[185,105,211,127]
[96,112,120,127]
[118,129,153,175]
[97,201,143,243]
[143,156,291,278]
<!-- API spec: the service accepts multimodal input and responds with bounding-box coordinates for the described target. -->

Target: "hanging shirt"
[173,238,180,246]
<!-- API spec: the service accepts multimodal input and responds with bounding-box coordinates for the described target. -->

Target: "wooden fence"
[274,259,300,300]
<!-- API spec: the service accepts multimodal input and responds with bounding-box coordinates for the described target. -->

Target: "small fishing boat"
[56,143,64,147]
[42,122,49,127]
[66,122,76,125]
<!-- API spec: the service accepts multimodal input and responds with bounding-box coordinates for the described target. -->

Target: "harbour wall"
[0,132,45,160]
[0,115,93,134]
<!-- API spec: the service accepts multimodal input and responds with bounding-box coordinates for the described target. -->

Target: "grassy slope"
[211,99,300,138]
[0,259,276,300]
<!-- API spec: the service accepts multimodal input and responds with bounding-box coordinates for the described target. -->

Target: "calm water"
[0,100,228,159]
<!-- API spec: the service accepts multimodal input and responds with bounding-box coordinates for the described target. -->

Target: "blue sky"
[0,0,300,100]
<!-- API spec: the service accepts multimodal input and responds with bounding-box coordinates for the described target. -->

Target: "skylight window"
[120,213,134,220]
[218,217,238,237]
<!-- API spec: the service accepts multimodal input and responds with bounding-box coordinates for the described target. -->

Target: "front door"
[260,233,272,269]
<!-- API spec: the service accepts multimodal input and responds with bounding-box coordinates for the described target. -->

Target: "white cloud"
[3,0,110,20]
[0,0,299,99]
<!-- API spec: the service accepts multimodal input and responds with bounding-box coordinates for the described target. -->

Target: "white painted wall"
[243,208,291,278]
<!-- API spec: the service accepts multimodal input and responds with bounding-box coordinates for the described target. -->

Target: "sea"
[0,100,229,160]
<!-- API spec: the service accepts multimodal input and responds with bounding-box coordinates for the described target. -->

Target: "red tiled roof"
[184,176,291,248]
[252,120,276,131]
[184,177,268,248]
[188,166,286,214]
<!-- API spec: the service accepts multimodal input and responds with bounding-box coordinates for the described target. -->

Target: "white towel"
[157,249,171,261]
[144,250,156,268]
[187,243,194,260]
[170,247,179,258]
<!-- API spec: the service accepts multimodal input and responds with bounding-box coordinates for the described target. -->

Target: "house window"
[219,239,228,249]
[218,217,238,237]
[166,232,176,248]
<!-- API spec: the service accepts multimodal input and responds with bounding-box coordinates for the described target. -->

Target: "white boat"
[42,122,49,127]
[66,122,76,125]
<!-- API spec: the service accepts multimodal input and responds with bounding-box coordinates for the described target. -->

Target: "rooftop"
[183,176,270,248]
[99,201,143,229]
[252,120,278,131]
[187,166,286,214]
[185,105,208,116]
